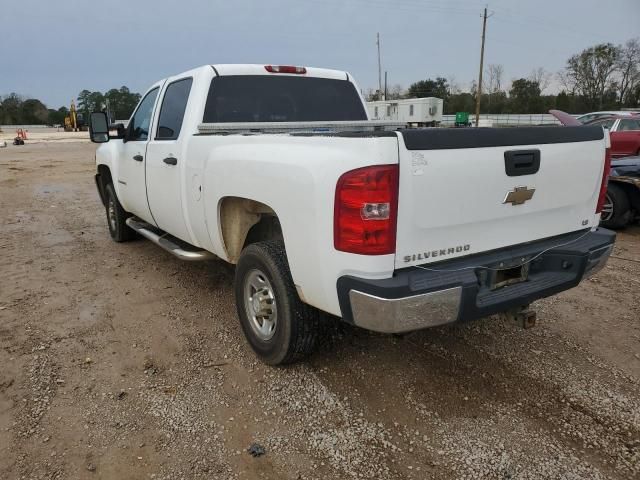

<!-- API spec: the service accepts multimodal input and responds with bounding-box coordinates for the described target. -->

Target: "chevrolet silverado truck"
[90,64,616,365]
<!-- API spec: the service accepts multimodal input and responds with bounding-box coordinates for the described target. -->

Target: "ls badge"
[503,186,535,206]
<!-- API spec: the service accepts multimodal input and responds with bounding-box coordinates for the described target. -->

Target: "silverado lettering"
[403,244,471,263]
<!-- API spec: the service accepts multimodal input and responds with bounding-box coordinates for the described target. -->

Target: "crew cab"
[90,64,616,365]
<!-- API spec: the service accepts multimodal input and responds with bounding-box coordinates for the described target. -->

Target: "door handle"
[163,156,178,166]
[132,155,143,162]
[504,149,540,176]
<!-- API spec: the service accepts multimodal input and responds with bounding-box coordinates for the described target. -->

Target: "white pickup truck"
[90,64,615,365]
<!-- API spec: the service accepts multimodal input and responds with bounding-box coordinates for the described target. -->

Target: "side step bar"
[125,217,216,262]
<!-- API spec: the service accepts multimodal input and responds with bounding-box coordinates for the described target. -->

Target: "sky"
[2,0,639,109]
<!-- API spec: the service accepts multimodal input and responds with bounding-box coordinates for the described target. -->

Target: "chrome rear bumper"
[339,228,615,334]
[349,287,462,333]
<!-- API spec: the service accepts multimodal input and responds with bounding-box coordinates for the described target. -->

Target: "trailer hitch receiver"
[502,307,537,329]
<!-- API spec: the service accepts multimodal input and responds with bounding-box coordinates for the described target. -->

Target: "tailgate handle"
[504,149,540,176]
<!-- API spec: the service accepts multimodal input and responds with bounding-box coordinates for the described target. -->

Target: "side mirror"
[117,123,126,137]
[89,112,109,143]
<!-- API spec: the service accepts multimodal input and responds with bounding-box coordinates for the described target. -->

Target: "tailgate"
[395,126,606,269]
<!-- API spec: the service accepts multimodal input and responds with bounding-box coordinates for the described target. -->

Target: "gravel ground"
[0,141,638,479]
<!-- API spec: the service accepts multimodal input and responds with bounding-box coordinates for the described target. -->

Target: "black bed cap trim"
[400,126,604,150]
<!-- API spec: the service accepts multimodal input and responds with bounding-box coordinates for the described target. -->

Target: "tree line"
[368,38,640,115]
[2,38,638,125]
[0,87,141,126]
[76,87,141,123]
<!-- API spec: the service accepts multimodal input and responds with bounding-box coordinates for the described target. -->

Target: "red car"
[586,115,640,158]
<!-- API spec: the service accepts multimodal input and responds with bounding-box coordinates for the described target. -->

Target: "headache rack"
[197,120,406,135]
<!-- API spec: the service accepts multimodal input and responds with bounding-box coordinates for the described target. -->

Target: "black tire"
[104,183,135,242]
[234,240,322,365]
[600,183,631,229]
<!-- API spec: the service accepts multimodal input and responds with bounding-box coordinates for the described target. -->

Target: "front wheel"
[104,183,136,242]
[600,183,631,229]
[234,241,322,365]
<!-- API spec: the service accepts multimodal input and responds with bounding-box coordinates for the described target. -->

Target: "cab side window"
[580,114,595,123]
[156,78,193,140]
[592,118,615,130]
[619,119,640,131]
[128,88,159,141]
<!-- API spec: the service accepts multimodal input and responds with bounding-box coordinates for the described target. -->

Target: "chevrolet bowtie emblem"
[503,186,535,205]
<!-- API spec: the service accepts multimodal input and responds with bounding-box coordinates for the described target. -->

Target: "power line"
[302,0,479,16]
[489,5,601,40]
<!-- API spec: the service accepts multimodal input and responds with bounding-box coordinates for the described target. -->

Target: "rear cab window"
[203,75,367,123]
[156,78,193,139]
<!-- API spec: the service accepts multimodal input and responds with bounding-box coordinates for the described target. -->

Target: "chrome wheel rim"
[601,193,614,221]
[107,197,117,231]
[243,269,277,341]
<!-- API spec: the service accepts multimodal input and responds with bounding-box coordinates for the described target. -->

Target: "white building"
[367,97,443,126]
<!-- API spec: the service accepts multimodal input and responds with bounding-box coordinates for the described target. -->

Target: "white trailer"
[367,97,443,126]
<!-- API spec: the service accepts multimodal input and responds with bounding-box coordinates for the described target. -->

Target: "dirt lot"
[1,140,639,480]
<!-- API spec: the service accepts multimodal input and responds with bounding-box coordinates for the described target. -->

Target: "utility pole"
[474,7,491,127]
[384,71,388,100]
[377,32,383,100]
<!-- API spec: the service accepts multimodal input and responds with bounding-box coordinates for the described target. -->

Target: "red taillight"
[334,165,399,255]
[596,147,612,214]
[264,65,307,74]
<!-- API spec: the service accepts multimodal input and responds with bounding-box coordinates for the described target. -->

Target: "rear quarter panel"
[186,134,400,316]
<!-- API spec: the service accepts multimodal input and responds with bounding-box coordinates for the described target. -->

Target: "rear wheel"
[105,183,135,242]
[234,241,322,365]
[600,183,631,229]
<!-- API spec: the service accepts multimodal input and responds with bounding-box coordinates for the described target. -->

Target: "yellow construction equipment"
[64,100,78,132]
